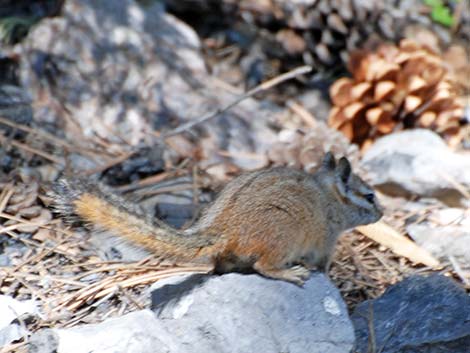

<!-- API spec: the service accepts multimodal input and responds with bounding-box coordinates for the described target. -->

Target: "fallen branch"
[162,65,312,139]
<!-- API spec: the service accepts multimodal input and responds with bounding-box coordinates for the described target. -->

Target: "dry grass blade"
[0,185,14,212]
[356,221,440,268]
[55,265,212,312]
[117,171,175,192]
[0,134,65,165]
[0,116,73,149]
[0,212,75,237]
[286,100,318,128]
[448,255,470,287]
[80,152,135,176]
[0,341,27,353]
[0,116,123,162]
[436,170,470,200]
[6,270,87,288]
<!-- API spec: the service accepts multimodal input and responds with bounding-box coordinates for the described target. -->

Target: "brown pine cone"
[328,39,465,148]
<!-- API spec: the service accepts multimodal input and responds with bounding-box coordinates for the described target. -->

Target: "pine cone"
[443,44,470,100]
[265,0,468,67]
[269,0,398,68]
[165,0,468,86]
[267,121,360,173]
[328,39,465,148]
[227,0,466,73]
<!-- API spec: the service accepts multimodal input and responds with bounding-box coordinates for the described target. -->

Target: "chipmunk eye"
[364,193,375,203]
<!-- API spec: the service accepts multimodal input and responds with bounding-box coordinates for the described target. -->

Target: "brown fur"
[52,153,382,285]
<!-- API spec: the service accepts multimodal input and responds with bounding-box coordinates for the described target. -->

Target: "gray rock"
[390,206,470,280]
[407,223,470,269]
[405,207,470,280]
[29,273,355,353]
[0,295,40,347]
[28,330,59,353]
[0,84,33,129]
[297,89,331,122]
[0,254,11,266]
[29,311,177,353]
[151,273,354,353]
[9,0,278,172]
[361,130,470,205]
[352,274,470,353]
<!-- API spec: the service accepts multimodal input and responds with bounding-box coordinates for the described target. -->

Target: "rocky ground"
[0,1,469,352]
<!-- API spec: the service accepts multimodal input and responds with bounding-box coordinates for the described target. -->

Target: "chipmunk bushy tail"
[50,178,217,261]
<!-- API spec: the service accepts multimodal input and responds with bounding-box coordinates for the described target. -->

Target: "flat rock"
[0,295,39,347]
[29,272,355,353]
[352,274,470,353]
[9,0,279,172]
[361,130,470,205]
[405,207,470,279]
[151,272,354,353]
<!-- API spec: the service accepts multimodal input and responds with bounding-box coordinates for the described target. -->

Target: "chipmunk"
[51,153,382,285]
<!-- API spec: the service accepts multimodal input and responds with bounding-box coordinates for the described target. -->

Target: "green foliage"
[424,0,443,6]
[0,16,38,45]
[0,16,38,44]
[423,0,458,27]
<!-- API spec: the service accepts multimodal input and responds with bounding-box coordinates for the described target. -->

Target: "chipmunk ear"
[336,157,351,185]
[321,152,336,171]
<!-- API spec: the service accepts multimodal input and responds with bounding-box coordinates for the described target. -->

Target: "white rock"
[30,273,355,353]
[407,223,470,267]
[362,129,470,204]
[0,295,40,347]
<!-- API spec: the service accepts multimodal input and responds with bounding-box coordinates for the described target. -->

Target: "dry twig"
[162,65,312,139]
[286,100,318,128]
[0,134,65,165]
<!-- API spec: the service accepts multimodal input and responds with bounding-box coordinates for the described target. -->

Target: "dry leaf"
[356,221,440,268]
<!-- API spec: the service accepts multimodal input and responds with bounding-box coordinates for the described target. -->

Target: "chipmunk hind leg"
[253,258,310,286]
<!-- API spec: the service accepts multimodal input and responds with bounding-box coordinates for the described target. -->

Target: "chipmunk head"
[317,152,382,228]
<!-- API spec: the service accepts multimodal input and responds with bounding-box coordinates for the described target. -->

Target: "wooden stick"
[162,65,312,139]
